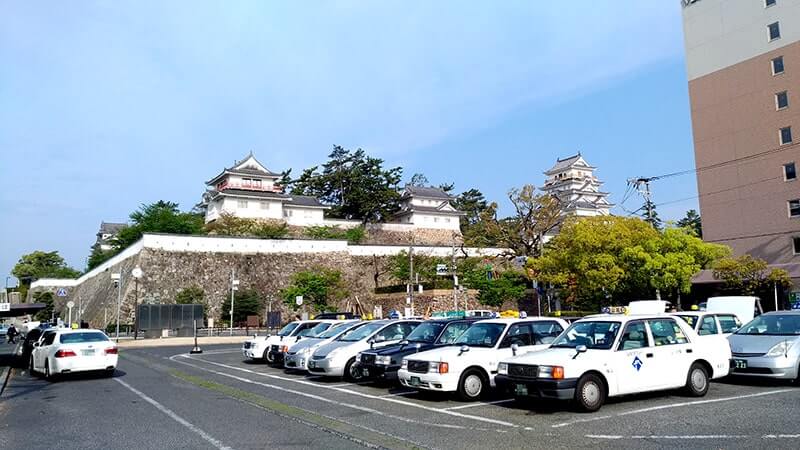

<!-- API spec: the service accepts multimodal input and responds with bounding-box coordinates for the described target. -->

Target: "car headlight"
[498,362,508,375]
[428,361,449,374]
[537,365,565,379]
[376,356,391,365]
[401,359,408,370]
[767,341,794,357]
[355,353,362,362]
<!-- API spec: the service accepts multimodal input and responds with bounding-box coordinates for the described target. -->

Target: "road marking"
[552,389,794,428]
[443,399,516,410]
[587,434,751,440]
[381,390,417,398]
[764,434,800,439]
[115,378,233,450]
[174,353,518,428]
[170,355,475,431]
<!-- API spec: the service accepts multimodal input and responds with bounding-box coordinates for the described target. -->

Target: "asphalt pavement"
[1,343,799,449]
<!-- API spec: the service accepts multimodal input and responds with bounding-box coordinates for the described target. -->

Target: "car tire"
[105,369,116,378]
[44,360,56,382]
[344,358,362,382]
[574,373,606,412]
[793,363,800,386]
[685,363,709,397]
[263,349,274,364]
[457,369,487,401]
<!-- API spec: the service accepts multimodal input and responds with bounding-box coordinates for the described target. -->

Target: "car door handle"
[686,349,693,354]
[646,353,654,358]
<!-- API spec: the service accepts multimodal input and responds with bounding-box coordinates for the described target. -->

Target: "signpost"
[67,300,75,326]
[230,269,239,336]
[56,288,67,298]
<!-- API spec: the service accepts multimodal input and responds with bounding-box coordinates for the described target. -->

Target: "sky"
[0,1,697,282]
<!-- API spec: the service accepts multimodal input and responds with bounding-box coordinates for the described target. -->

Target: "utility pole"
[230,268,237,336]
[628,176,661,300]
[451,238,458,311]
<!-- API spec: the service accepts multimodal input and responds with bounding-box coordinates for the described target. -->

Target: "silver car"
[727,311,800,381]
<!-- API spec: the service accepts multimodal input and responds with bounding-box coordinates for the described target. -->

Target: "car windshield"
[736,314,800,336]
[60,332,109,344]
[318,322,357,339]
[453,323,505,348]
[298,323,328,337]
[676,315,698,328]
[404,322,445,343]
[277,322,300,336]
[551,321,621,350]
[337,322,384,342]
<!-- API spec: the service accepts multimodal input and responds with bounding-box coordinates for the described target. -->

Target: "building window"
[445,218,451,223]
[766,0,776,6]
[434,217,440,223]
[776,91,789,109]
[780,126,793,145]
[772,56,785,75]
[789,199,800,217]
[260,201,270,210]
[785,162,797,181]
[793,237,800,254]
[237,200,248,208]
[284,209,293,217]
[768,22,781,41]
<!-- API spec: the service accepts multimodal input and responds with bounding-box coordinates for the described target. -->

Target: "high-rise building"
[682,0,800,270]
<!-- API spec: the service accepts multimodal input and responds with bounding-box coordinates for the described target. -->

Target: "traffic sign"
[0,303,10,312]
[56,288,68,297]
[67,301,75,309]
[295,296,303,306]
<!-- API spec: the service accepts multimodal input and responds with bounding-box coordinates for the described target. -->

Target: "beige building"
[682,0,800,269]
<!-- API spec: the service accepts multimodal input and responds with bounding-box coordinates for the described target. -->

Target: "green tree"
[87,246,115,271]
[221,289,263,325]
[113,200,205,250]
[12,251,80,299]
[408,173,429,186]
[205,213,288,238]
[677,209,702,238]
[175,285,205,305]
[464,270,527,308]
[280,268,349,312]
[453,188,490,227]
[641,199,662,230]
[290,146,403,223]
[529,216,729,311]
[712,255,792,295]
[32,291,55,321]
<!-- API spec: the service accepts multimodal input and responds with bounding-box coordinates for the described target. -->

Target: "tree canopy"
[289,146,403,223]
[280,268,350,312]
[529,216,729,311]
[221,289,263,325]
[113,201,205,250]
[712,255,791,295]
[13,251,80,299]
[676,209,702,238]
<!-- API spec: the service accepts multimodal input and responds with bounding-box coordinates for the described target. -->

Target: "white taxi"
[495,314,731,412]
[672,312,742,338]
[397,318,568,401]
[242,320,329,363]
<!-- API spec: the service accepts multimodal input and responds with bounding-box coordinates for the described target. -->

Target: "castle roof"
[543,153,596,176]
[206,153,280,185]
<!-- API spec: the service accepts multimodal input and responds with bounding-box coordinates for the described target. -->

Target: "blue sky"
[0,1,697,281]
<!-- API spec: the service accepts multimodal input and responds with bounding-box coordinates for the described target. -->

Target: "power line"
[705,228,800,243]
[653,175,783,207]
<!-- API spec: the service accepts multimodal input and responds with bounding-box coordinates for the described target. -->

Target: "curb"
[0,342,21,397]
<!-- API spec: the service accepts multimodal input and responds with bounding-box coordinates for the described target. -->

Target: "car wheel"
[457,369,486,401]
[264,349,275,364]
[44,360,56,382]
[574,373,606,412]
[685,363,709,397]
[105,368,116,378]
[793,362,800,386]
[344,358,362,382]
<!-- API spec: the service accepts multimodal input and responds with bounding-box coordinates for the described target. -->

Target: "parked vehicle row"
[244,308,800,413]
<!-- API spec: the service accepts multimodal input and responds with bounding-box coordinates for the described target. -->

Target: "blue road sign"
[56,288,67,297]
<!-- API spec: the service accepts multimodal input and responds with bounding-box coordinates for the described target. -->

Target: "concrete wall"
[683,0,800,80]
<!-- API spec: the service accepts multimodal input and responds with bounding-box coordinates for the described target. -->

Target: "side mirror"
[573,344,587,359]
[399,340,409,346]
[296,336,301,342]
[368,338,375,349]
[511,343,519,356]
[458,345,470,355]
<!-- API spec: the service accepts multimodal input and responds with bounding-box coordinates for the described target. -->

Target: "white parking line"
[444,399,516,411]
[170,355,475,431]
[115,378,233,450]
[587,434,750,440]
[381,390,417,398]
[552,389,795,428]
[174,353,518,428]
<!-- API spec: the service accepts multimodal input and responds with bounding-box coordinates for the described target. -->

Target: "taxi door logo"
[631,356,643,371]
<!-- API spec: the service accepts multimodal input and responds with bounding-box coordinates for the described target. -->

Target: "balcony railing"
[217,181,283,193]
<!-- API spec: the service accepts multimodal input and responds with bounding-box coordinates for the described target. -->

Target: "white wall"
[283,207,326,226]
[411,213,460,230]
[220,197,284,220]
[683,0,800,80]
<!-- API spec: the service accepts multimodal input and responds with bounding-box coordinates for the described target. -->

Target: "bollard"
[189,319,203,354]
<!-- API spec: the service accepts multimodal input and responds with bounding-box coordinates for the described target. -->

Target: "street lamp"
[131,267,143,339]
[111,272,122,342]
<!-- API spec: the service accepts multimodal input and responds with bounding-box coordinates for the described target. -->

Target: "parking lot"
[2,343,798,449]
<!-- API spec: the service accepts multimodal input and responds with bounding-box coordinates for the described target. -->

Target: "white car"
[672,312,742,338]
[284,320,364,371]
[29,329,118,380]
[495,314,732,412]
[309,320,421,380]
[242,320,331,363]
[397,318,568,401]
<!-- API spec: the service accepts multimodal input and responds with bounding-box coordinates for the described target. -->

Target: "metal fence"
[136,304,203,332]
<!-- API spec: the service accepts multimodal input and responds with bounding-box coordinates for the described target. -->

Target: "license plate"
[734,359,747,369]
[309,360,316,368]
[515,384,528,396]
[81,349,95,356]
[410,376,420,386]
